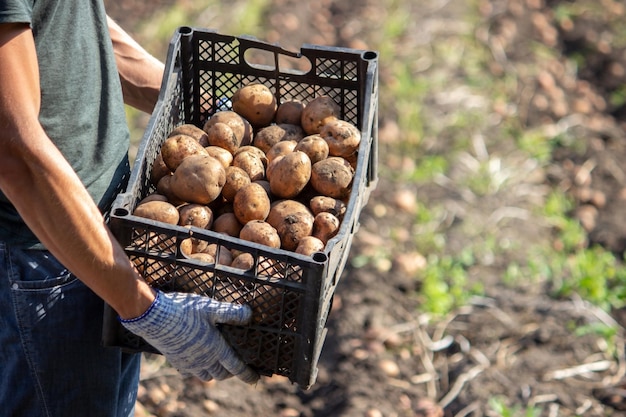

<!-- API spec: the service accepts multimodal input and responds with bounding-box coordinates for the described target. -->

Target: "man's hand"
[120,290,259,384]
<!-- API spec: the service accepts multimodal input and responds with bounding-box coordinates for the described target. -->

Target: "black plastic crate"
[102,27,378,389]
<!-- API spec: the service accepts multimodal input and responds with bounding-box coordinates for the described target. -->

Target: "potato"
[156,174,185,206]
[187,252,216,264]
[266,140,297,164]
[182,255,215,294]
[168,124,209,147]
[133,200,180,225]
[181,234,210,254]
[137,193,168,206]
[203,110,252,149]
[254,180,272,198]
[212,212,243,237]
[205,145,233,169]
[312,212,340,244]
[266,200,314,251]
[275,99,305,125]
[179,237,194,256]
[320,119,361,158]
[178,203,214,229]
[222,166,251,202]
[133,248,175,285]
[245,277,286,325]
[231,252,255,271]
[199,243,233,266]
[150,152,171,185]
[170,154,226,204]
[301,96,340,135]
[294,134,329,164]
[206,122,240,154]
[309,195,347,218]
[268,151,311,199]
[232,150,266,181]
[253,124,305,153]
[233,182,271,224]
[233,145,268,167]
[310,157,354,199]
[239,220,281,248]
[160,134,209,171]
[295,235,325,256]
[231,83,277,128]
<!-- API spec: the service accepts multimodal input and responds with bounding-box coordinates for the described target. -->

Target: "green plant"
[488,397,541,417]
[417,254,478,316]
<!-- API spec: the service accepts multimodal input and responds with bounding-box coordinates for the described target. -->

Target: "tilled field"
[105,0,626,416]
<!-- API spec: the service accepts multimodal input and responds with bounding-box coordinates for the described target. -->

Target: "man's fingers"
[207,301,253,325]
[214,336,260,384]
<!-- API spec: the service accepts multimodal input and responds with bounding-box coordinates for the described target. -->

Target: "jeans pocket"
[5,246,78,291]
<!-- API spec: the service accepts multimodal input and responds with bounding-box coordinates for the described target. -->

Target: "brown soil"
[105,0,626,415]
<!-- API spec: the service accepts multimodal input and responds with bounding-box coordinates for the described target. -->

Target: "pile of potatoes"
[133,83,361,269]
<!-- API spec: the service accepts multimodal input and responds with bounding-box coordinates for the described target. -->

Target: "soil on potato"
[105,0,626,416]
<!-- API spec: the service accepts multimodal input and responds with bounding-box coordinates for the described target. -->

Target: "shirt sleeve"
[0,0,33,25]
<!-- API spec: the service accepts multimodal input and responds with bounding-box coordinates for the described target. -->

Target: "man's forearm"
[0,23,155,319]
[107,16,164,113]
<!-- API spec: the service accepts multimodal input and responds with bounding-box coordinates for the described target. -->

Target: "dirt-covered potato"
[275,99,305,125]
[168,124,209,147]
[253,124,305,153]
[232,149,266,181]
[294,134,329,164]
[309,195,347,218]
[266,140,297,164]
[310,157,354,199]
[312,212,340,244]
[205,145,234,169]
[205,122,241,154]
[156,174,185,206]
[266,200,315,251]
[295,235,325,256]
[254,180,272,198]
[233,182,271,224]
[150,152,171,185]
[178,203,214,229]
[239,220,281,248]
[198,243,233,266]
[301,96,341,135]
[231,252,255,271]
[212,212,243,237]
[187,252,216,265]
[233,146,268,167]
[231,83,277,128]
[160,134,209,171]
[203,110,252,150]
[137,193,168,206]
[133,200,180,225]
[320,119,361,158]
[170,154,226,204]
[222,166,251,202]
[268,151,312,199]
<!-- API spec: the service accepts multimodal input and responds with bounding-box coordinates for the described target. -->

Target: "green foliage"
[488,397,541,417]
[418,254,478,316]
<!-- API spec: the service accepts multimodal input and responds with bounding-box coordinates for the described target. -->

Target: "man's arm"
[107,16,164,113]
[0,23,155,319]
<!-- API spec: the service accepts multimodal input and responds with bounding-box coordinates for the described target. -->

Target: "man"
[0,1,258,416]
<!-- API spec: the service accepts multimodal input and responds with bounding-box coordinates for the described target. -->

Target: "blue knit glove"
[119,290,259,384]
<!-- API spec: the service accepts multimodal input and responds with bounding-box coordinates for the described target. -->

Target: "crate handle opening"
[114,208,130,217]
[311,252,328,263]
[243,48,312,75]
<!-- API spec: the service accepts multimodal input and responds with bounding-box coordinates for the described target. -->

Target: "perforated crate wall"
[103,27,378,389]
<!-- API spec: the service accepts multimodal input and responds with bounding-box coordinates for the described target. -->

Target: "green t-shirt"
[0,0,131,248]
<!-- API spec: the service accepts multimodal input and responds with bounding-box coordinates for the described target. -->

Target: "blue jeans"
[0,242,141,417]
